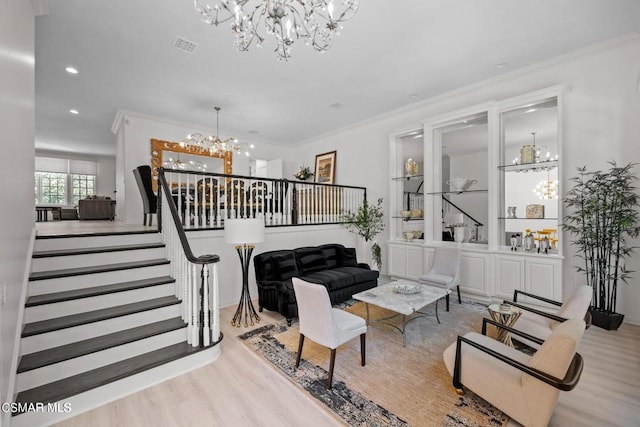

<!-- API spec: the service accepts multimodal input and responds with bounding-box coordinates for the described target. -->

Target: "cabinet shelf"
[498,160,558,173]
[392,174,424,181]
[498,217,558,220]
[427,189,488,195]
[392,216,424,221]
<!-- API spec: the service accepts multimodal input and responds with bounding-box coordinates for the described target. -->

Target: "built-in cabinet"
[388,86,565,303]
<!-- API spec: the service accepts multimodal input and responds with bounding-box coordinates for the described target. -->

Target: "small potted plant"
[564,161,640,330]
[294,165,313,181]
[342,198,385,270]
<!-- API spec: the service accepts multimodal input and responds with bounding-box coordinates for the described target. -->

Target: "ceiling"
[34,0,640,156]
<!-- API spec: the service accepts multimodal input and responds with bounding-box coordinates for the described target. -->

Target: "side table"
[487,304,521,347]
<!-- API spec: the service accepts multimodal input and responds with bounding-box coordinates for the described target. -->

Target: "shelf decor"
[526,204,544,219]
[293,165,313,181]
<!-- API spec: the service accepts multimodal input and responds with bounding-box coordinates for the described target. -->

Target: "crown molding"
[30,0,48,16]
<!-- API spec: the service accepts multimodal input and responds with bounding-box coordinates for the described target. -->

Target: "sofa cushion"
[273,254,299,281]
[319,244,341,269]
[332,266,379,284]
[300,270,355,291]
[341,247,358,267]
[295,248,328,274]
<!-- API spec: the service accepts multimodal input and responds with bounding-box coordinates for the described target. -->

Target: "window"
[71,174,96,204]
[34,156,98,205]
[35,172,67,204]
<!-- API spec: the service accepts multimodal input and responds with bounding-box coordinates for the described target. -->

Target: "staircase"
[12,230,221,427]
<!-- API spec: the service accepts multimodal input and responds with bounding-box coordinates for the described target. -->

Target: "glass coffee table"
[353,280,450,347]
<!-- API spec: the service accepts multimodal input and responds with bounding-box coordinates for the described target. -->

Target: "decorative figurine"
[523,228,535,252]
[510,234,518,251]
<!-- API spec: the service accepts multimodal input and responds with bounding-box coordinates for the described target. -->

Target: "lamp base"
[231,244,261,328]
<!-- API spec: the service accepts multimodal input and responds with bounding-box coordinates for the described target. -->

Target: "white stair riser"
[10,346,221,427]
[16,328,187,392]
[25,284,176,323]
[31,247,166,272]
[29,264,172,295]
[34,233,162,252]
[21,304,182,354]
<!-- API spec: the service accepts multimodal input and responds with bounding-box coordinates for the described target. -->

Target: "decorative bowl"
[400,210,412,219]
[393,284,421,294]
[499,303,512,312]
[410,209,423,218]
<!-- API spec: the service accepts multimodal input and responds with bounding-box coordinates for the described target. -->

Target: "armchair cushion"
[295,248,328,274]
[556,285,592,319]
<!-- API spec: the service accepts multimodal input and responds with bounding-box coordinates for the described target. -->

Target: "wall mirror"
[498,96,560,252]
[150,138,232,191]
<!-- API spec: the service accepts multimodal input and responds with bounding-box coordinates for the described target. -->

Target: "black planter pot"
[589,307,624,331]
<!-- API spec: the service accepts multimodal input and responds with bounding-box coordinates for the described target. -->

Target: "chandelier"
[181,106,254,157]
[194,0,359,61]
[533,171,559,200]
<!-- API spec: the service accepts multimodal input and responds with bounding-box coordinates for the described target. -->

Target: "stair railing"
[442,195,484,242]
[157,168,222,348]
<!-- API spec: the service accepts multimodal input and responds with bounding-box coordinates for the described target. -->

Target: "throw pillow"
[295,248,328,274]
[320,244,340,269]
[272,254,299,281]
[341,247,358,267]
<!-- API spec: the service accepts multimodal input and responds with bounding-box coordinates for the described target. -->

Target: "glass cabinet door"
[498,96,561,253]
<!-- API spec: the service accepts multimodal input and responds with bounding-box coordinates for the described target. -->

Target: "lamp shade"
[224,218,265,244]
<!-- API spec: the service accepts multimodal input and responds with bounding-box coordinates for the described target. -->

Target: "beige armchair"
[505,285,592,348]
[443,318,585,427]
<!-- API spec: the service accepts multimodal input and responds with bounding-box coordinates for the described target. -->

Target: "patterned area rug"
[239,300,509,427]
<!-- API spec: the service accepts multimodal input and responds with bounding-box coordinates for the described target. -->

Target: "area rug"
[239,300,509,427]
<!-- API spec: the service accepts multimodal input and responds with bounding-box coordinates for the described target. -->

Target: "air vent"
[174,37,198,54]
[329,102,344,109]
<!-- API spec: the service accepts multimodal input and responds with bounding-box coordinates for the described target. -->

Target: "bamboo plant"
[563,162,640,314]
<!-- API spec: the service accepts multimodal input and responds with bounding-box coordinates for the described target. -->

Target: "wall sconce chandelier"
[194,0,359,61]
[182,106,254,157]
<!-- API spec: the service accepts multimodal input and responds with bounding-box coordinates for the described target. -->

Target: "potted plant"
[564,161,640,330]
[342,198,385,269]
[294,165,313,181]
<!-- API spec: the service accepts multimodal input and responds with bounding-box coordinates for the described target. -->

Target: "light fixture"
[194,0,359,61]
[69,109,79,115]
[224,218,265,327]
[182,106,254,157]
[534,171,559,200]
[65,66,78,74]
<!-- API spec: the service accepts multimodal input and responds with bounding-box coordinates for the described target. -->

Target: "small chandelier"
[182,106,254,157]
[533,172,559,200]
[194,0,359,61]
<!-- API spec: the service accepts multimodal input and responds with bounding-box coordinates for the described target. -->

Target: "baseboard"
[4,227,37,427]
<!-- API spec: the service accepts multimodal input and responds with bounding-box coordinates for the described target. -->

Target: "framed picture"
[314,151,336,184]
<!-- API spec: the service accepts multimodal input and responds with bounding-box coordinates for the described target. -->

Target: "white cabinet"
[388,242,424,280]
[495,252,562,301]
[459,251,490,297]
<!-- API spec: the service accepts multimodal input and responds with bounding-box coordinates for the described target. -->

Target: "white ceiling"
[34,0,640,156]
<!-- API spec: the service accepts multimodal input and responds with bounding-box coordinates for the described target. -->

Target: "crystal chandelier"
[533,171,559,200]
[181,106,254,157]
[194,0,359,61]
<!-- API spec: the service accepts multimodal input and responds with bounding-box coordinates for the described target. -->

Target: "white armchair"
[292,277,367,389]
[419,247,460,311]
[443,318,585,427]
[505,285,592,348]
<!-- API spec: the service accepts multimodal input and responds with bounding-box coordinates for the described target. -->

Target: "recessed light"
[69,109,79,115]
[65,66,78,74]
[495,62,508,69]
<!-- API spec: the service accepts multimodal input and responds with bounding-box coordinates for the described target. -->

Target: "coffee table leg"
[402,314,407,347]
[365,302,370,326]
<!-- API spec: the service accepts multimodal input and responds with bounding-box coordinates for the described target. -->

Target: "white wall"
[0,0,35,421]
[113,111,294,225]
[293,35,640,324]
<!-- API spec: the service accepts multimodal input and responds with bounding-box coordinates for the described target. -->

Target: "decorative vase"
[454,226,465,243]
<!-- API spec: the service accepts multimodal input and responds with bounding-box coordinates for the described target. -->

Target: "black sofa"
[253,244,379,325]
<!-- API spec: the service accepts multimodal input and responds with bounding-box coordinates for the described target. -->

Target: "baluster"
[202,264,210,346]
[212,262,219,341]
[216,178,221,227]
[191,263,199,347]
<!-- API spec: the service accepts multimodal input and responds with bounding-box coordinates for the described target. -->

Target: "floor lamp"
[224,218,265,327]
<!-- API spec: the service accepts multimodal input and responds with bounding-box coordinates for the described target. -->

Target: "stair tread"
[26,276,176,307]
[18,317,187,373]
[22,296,180,337]
[35,230,160,239]
[14,342,204,412]
[33,242,165,258]
[29,259,170,281]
